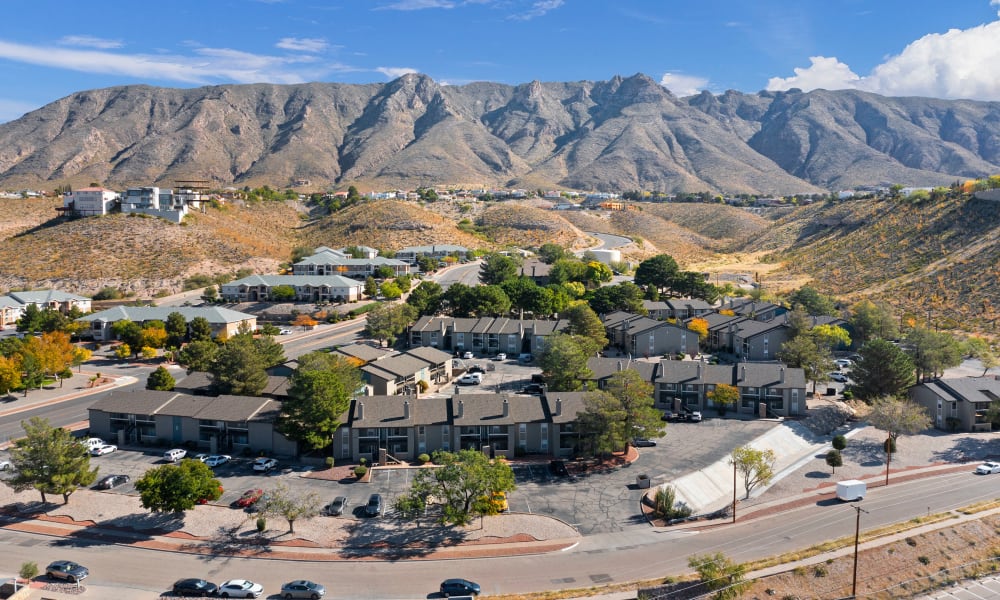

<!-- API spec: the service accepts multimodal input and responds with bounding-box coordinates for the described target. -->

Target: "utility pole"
[732,459,737,524]
[851,503,869,598]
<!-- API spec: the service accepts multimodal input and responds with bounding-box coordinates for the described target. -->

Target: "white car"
[457,372,483,385]
[494,353,507,361]
[218,579,264,598]
[192,453,209,462]
[279,328,292,335]
[462,351,474,359]
[0,460,11,471]
[90,444,117,456]
[204,455,232,467]
[82,438,105,451]
[828,372,849,383]
[975,461,1000,475]
[252,457,279,472]
[834,359,853,369]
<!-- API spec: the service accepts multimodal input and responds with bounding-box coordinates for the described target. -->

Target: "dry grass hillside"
[0,197,61,238]
[300,199,486,252]
[0,201,300,296]
[475,203,594,250]
[561,208,717,266]
[639,202,772,247]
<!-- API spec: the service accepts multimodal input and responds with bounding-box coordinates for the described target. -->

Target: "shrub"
[354,465,368,477]
[813,565,827,577]
[93,286,124,300]
[652,486,693,522]
[19,561,39,581]
[417,453,430,465]
[325,457,335,468]
[256,516,266,532]
[832,434,847,450]
[918,556,930,565]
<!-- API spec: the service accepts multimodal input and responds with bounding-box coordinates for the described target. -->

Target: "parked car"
[661,410,680,422]
[549,459,569,477]
[95,474,130,490]
[89,444,117,456]
[632,438,657,447]
[204,454,232,467]
[467,364,485,374]
[975,461,1000,475]
[218,578,264,598]
[462,351,474,359]
[494,353,507,361]
[163,448,187,462]
[81,438,105,451]
[252,457,278,472]
[518,353,534,363]
[172,578,219,597]
[279,328,292,335]
[686,411,703,423]
[440,578,481,597]
[519,383,544,395]
[457,373,483,385]
[236,489,264,508]
[280,579,326,598]
[834,358,853,369]
[192,453,209,462]
[365,493,383,517]
[0,459,10,471]
[322,496,348,516]
[45,560,88,582]
[828,372,849,383]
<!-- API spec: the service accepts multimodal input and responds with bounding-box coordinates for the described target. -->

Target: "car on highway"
[632,438,657,447]
[90,443,117,456]
[365,493,383,517]
[252,457,279,472]
[828,372,849,383]
[975,461,1000,475]
[322,496,348,516]
[45,560,88,582]
[236,489,264,508]
[218,578,264,598]
[440,578,481,597]
[457,373,483,385]
[280,579,326,598]
[204,454,232,467]
[95,474,130,490]
[172,578,219,597]
[494,352,507,361]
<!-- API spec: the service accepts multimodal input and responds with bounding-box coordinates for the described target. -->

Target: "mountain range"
[1,73,999,194]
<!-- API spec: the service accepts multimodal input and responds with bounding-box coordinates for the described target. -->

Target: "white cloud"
[0,39,358,86]
[659,72,710,97]
[509,0,564,20]
[767,20,1000,100]
[376,66,419,79]
[58,35,123,50]
[377,0,455,10]
[0,98,40,123]
[993,0,1000,15]
[275,37,328,52]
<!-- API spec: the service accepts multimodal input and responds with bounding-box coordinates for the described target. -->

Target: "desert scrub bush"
[918,556,930,565]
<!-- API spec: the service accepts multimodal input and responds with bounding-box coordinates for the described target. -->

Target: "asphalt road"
[582,231,633,251]
[432,261,482,289]
[0,472,993,599]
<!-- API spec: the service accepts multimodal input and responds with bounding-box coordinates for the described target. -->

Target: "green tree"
[188,317,213,342]
[584,261,613,287]
[548,258,588,285]
[111,320,144,353]
[905,326,964,381]
[562,302,608,352]
[113,343,132,361]
[379,280,403,300]
[464,285,512,317]
[209,335,268,395]
[255,483,321,534]
[634,254,680,294]
[176,340,219,373]
[364,302,417,346]
[538,333,592,392]
[15,304,42,332]
[277,353,360,451]
[687,552,751,600]
[479,253,520,285]
[849,299,898,344]
[588,282,646,315]
[604,369,664,448]
[811,323,851,351]
[537,243,569,264]
[374,265,395,280]
[787,285,837,316]
[270,285,297,302]
[965,336,1000,376]
[146,366,176,391]
[165,312,188,348]
[406,280,444,315]
[395,449,516,526]
[651,485,692,521]
[826,449,843,473]
[251,334,286,368]
[778,334,835,394]
[19,354,45,395]
[134,460,222,513]
[364,276,379,298]
[577,388,627,456]
[851,339,915,401]
[730,446,776,499]
[6,417,98,503]
[867,396,931,484]
[832,434,847,451]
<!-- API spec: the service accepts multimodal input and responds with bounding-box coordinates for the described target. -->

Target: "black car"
[172,578,219,597]
[520,383,544,395]
[365,493,383,517]
[95,474,130,490]
[440,578,481,597]
[467,364,485,374]
[549,459,569,477]
[632,438,657,447]
[45,560,88,582]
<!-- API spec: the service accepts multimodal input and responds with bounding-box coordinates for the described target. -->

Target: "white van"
[163,448,187,462]
[836,479,866,502]
[82,438,105,451]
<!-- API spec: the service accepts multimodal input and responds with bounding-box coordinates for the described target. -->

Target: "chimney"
[779,367,785,383]
[696,362,702,379]
[457,399,464,418]
[502,398,509,418]
[403,399,410,419]
[740,366,746,382]
[555,397,562,416]
[356,401,364,421]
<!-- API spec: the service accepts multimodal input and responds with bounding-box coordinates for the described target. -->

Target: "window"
[441,425,450,451]
[341,428,350,457]
[763,337,769,359]
[518,423,527,450]
[540,423,548,452]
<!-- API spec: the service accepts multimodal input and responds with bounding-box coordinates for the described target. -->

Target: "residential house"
[407,316,569,357]
[583,357,659,391]
[655,361,807,417]
[87,389,296,456]
[520,259,552,285]
[910,377,998,433]
[545,392,588,457]
[602,312,697,358]
[394,244,470,265]
[697,313,748,354]
[6,290,92,314]
[0,296,23,328]
[450,393,549,456]
[642,301,671,321]
[292,252,410,279]
[664,298,714,320]
[360,347,454,396]
[120,186,189,223]
[61,187,118,216]
[220,274,364,303]
[732,319,792,362]
[719,298,785,322]
[78,306,256,341]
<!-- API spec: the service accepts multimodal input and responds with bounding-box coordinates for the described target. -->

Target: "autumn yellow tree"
[707,383,740,415]
[0,354,22,396]
[292,314,318,329]
[688,318,709,343]
[71,347,92,372]
[141,326,168,349]
[22,332,75,377]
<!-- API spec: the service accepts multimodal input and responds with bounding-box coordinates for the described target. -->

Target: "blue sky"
[2,0,1000,122]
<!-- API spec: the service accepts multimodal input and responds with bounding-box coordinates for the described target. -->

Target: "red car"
[236,488,263,508]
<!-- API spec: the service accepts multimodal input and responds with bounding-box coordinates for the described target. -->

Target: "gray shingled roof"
[452,393,546,426]
[225,274,363,287]
[735,319,787,338]
[333,343,391,363]
[923,377,1000,404]
[88,390,181,414]
[403,346,454,365]
[362,354,429,378]
[88,390,280,422]
[8,290,89,304]
[545,392,588,424]
[586,357,659,382]
[78,306,254,324]
[348,395,418,426]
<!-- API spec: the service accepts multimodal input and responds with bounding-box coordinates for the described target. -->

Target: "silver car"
[280,580,326,598]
